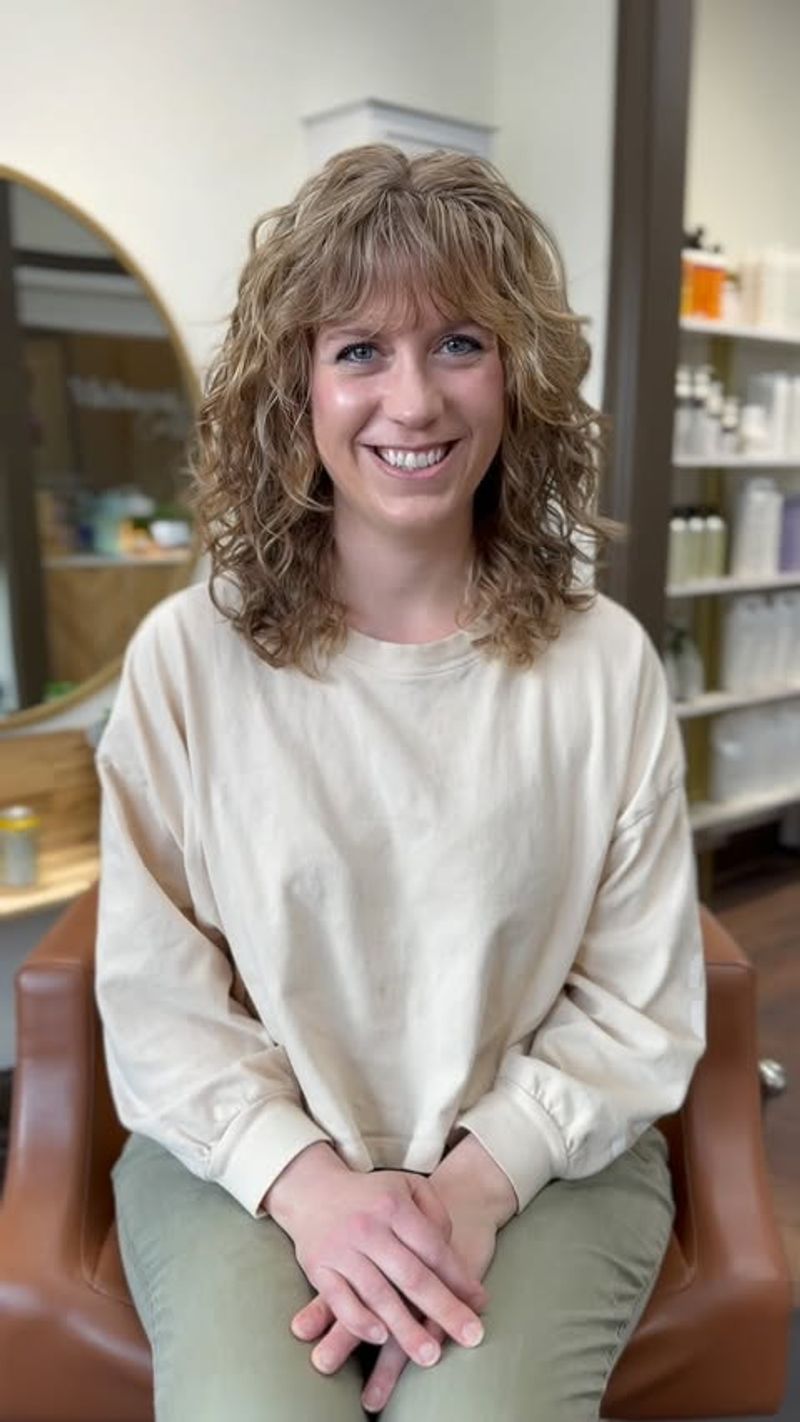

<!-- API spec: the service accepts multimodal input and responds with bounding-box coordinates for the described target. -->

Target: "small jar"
[0,805,40,888]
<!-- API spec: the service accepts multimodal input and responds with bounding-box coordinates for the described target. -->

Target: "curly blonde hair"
[189,143,614,676]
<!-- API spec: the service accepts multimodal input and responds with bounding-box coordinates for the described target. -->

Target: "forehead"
[317,293,478,340]
[316,269,471,333]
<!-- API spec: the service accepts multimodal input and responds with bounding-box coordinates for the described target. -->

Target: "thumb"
[409,1173,452,1242]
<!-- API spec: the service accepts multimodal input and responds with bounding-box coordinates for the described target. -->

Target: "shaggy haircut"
[189,143,614,676]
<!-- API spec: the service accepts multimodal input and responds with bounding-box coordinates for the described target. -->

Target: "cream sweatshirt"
[95,583,706,1220]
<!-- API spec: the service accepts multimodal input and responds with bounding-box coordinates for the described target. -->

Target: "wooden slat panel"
[0,731,100,916]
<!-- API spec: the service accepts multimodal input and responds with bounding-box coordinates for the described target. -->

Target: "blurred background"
[0,3,797,1413]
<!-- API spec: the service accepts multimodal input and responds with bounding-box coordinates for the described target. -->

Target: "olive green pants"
[112,1127,673,1422]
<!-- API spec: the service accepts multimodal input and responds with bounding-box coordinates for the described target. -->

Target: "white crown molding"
[303,97,495,166]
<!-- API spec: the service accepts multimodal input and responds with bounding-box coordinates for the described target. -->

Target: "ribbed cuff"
[209,1095,332,1218]
[455,1084,563,1214]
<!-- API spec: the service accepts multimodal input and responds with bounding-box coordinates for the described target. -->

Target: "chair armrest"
[0,883,119,1280]
[673,906,790,1306]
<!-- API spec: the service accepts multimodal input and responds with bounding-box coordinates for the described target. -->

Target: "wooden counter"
[0,842,99,920]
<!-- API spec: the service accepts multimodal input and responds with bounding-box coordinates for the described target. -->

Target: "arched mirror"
[0,169,199,727]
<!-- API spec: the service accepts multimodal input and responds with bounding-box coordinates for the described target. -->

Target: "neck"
[333,508,474,643]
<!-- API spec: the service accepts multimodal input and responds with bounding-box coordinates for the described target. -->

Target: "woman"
[96,144,705,1421]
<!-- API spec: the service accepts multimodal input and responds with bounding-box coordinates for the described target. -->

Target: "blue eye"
[441,334,482,355]
[336,342,377,364]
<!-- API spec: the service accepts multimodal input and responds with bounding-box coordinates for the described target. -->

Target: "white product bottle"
[739,251,760,326]
[690,367,712,459]
[787,251,800,332]
[663,646,681,701]
[738,403,771,456]
[676,631,706,700]
[750,597,777,687]
[719,397,740,456]
[722,269,741,326]
[787,592,800,681]
[749,372,790,457]
[710,712,748,802]
[719,596,759,691]
[773,594,796,684]
[729,478,783,577]
[703,513,727,577]
[764,482,785,574]
[673,367,693,460]
[787,377,800,459]
[704,381,724,459]
[771,373,791,457]
[667,516,689,586]
[686,514,707,580]
[741,708,766,795]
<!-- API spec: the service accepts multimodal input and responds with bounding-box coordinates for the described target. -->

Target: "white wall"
[1,0,494,376]
[493,0,617,412]
[685,0,800,261]
[0,0,618,1061]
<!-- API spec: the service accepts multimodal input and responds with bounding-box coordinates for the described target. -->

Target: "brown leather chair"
[0,886,792,1421]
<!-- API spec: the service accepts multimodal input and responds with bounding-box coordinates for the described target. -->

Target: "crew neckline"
[340,623,485,675]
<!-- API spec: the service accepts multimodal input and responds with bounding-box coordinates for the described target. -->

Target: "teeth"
[377,445,449,470]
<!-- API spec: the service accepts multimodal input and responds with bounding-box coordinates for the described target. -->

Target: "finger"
[365,1217,486,1349]
[339,1252,445,1367]
[383,1191,489,1310]
[362,1320,446,1415]
[312,1263,391,1345]
[290,1294,335,1340]
[309,1318,364,1376]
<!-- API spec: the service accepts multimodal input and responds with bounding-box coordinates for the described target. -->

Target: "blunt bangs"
[305,193,522,346]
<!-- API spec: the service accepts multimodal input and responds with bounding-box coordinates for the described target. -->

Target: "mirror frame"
[0,163,201,731]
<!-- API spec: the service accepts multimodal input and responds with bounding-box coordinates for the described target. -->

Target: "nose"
[381,353,444,428]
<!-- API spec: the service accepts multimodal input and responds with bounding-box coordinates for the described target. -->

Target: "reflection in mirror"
[0,176,196,719]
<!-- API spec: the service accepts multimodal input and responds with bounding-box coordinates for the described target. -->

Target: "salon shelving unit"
[674,456,800,470]
[690,783,800,838]
[667,571,800,597]
[680,316,800,347]
[669,318,800,843]
[676,684,800,721]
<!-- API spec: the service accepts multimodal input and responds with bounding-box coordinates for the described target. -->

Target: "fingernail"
[312,1348,333,1373]
[462,1320,484,1347]
[369,1325,388,1344]
[418,1340,440,1365]
[363,1389,383,1412]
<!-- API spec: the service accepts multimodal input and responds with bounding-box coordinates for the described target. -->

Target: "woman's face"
[310,293,505,541]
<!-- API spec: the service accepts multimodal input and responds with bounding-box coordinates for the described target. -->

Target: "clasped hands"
[264,1136,517,1414]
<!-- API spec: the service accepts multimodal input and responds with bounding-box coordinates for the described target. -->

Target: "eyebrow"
[318,318,489,341]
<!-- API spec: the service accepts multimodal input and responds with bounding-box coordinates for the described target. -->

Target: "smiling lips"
[371,441,457,472]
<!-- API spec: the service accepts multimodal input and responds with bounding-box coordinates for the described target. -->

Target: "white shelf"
[675,684,800,720]
[680,316,800,347]
[673,455,800,469]
[690,785,800,836]
[44,551,191,569]
[667,571,800,597]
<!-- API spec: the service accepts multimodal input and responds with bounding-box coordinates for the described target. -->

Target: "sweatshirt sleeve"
[94,605,332,1218]
[454,629,707,1215]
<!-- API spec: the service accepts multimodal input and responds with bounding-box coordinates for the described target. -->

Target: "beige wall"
[685,0,800,260]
